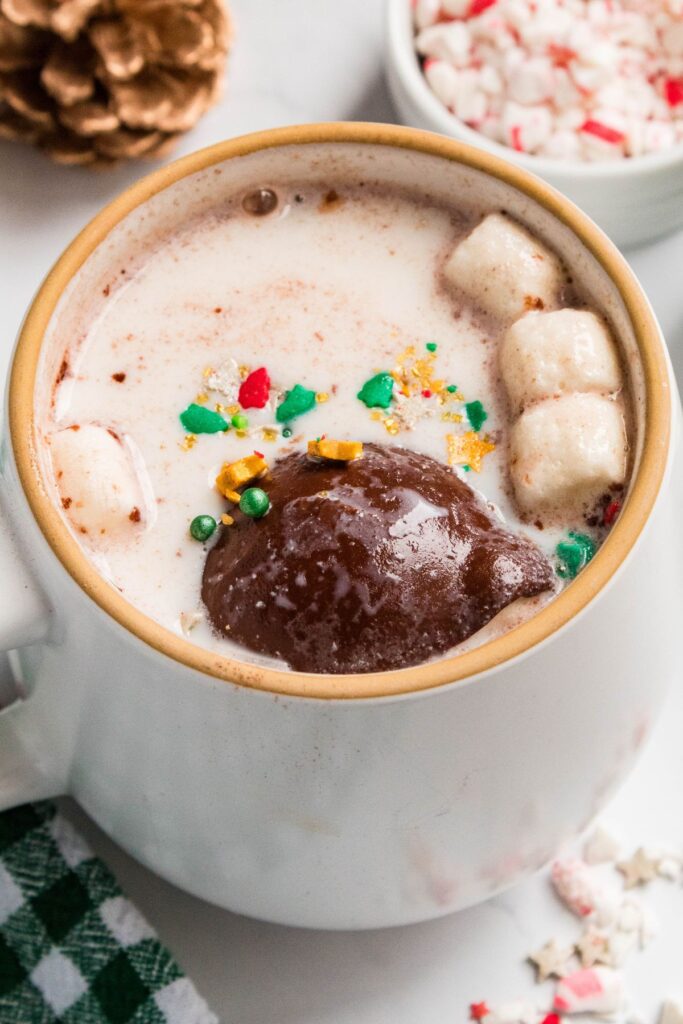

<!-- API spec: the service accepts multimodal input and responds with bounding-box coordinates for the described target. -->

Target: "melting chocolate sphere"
[202,444,554,674]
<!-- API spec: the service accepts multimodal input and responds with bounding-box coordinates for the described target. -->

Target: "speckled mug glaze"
[0,124,680,929]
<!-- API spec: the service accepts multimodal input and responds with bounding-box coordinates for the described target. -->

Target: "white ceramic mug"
[1,124,680,930]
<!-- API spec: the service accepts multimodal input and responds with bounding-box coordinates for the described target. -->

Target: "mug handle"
[0,492,57,811]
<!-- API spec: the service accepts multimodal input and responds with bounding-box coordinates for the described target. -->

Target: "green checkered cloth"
[0,802,218,1023]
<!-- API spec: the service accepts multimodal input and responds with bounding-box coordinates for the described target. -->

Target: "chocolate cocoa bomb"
[202,443,554,674]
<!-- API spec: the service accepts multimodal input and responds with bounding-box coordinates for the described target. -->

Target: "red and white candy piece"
[553,966,625,1015]
[551,857,619,923]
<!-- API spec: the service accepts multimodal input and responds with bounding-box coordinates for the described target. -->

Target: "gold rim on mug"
[9,123,671,700]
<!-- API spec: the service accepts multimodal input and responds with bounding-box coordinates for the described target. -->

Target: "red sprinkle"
[603,499,621,526]
[580,120,625,145]
[238,366,271,409]
[548,43,577,67]
[469,0,496,14]
[253,450,265,459]
[510,125,524,151]
[422,389,432,398]
[470,1003,491,1021]
[664,78,683,108]
[541,1015,562,1024]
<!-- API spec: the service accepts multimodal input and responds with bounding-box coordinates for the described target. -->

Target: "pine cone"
[0,0,231,167]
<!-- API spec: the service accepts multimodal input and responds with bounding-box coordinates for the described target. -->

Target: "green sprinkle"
[555,532,596,580]
[465,400,488,432]
[282,427,293,438]
[462,465,471,472]
[447,384,458,394]
[189,514,217,542]
[239,487,270,519]
[275,383,317,423]
[179,404,229,434]
[231,412,249,430]
[426,342,438,353]
[357,371,394,409]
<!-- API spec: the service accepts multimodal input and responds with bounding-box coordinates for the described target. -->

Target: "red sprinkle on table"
[238,366,271,409]
[253,450,265,459]
[580,120,625,145]
[470,1002,491,1021]
[422,389,432,398]
[541,1015,562,1024]
[665,78,683,108]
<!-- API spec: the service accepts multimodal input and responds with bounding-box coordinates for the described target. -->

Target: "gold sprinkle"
[370,410,383,422]
[215,403,226,414]
[202,366,214,379]
[195,392,208,405]
[235,429,248,438]
[226,490,240,504]
[238,365,250,380]
[180,434,197,451]
[318,490,329,498]
[221,514,235,526]
[308,439,363,461]
[261,427,278,442]
[442,412,463,423]
[227,404,240,416]
[316,392,329,404]
[216,454,269,498]
[383,418,400,436]
[446,431,495,472]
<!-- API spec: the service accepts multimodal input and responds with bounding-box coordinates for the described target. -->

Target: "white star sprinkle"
[528,938,574,982]
[617,848,659,888]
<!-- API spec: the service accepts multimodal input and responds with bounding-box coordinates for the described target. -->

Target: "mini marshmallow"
[416,0,683,161]
[416,22,472,67]
[554,966,626,1015]
[50,424,147,542]
[510,393,627,514]
[444,213,562,323]
[499,309,622,413]
[424,60,461,109]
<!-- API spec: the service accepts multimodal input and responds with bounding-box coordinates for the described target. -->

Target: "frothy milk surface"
[40,180,627,671]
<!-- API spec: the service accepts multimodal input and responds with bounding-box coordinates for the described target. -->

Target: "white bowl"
[385,0,683,249]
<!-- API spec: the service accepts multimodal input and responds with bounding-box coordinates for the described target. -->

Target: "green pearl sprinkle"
[447,384,458,394]
[426,342,437,353]
[231,412,249,430]
[189,515,217,542]
[555,532,596,580]
[239,487,270,519]
[282,427,293,438]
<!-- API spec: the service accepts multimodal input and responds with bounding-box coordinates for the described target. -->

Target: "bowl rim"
[9,122,671,700]
[386,0,683,180]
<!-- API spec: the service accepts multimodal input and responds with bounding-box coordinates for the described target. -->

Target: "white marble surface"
[1,0,683,1020]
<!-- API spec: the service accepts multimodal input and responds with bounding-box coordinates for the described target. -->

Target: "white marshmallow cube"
[50,424,146,542]
[444,213,563,322]
[510,393,627,513]
[500,309,623,413]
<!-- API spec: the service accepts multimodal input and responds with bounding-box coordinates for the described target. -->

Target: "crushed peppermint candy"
[415,0,683,161]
